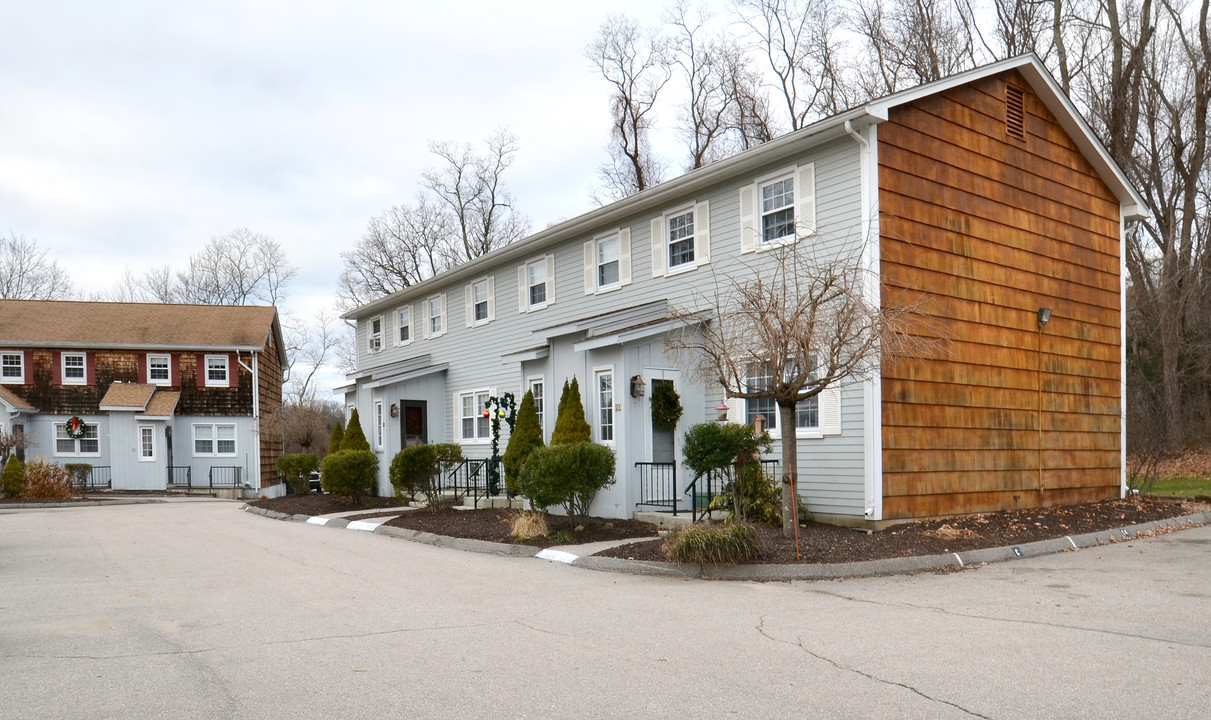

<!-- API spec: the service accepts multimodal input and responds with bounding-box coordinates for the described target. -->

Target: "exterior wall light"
[1037,307,1053,329]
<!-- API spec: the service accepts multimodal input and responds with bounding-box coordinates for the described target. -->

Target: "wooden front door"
[400,401,427,447]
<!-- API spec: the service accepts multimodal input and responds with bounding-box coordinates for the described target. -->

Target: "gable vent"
[1006,85,1026,141]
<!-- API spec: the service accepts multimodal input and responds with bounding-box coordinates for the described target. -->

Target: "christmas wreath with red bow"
[65,416,87,439]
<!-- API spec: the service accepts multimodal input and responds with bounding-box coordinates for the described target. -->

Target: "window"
[529,378,545,435]
[139,426,155,461]
[54,422,100,456]
[583,230,631,295]
[1,353,23,383]
[396,307,412,345]
[596,369,614,443]
[740,164,815,253]
[368,316,383,353]
[744,363,820,436]
[374,400,385,450]
[652,203,710,277]
[465,277,494,327]
[426,294,446,338]
[528,259,546,306]
[148,354,171,385]
[519,255,556,313]
[457,389,493,443]
[62,353,86,385]
[194,423,236,456]
[667,210,695,268]
[205,355,229,387]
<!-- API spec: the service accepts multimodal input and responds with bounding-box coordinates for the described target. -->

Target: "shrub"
[277,453,318,495]
[551,377,591,445]
[518,442,615,518]
[21,459,74,501]
[320,449,378,503]
[327,422,344,458]
[389,443,463,509]
[64,463,92,491]
[663,522,761,565]
[502,390,544,496]
[342,409,370,452]
[508,510,549,540]
[682,422,777,525]
[709,462,782,526]
[2,455,24,498]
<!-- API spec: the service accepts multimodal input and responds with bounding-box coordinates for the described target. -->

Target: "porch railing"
[635,462,679,515]
[84,465,111,489]
[445,458,505,508]
[208,466,243,488]
[684,458,782,523]
[168,466,192,488]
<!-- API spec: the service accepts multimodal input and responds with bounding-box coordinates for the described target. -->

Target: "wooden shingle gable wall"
[879,69,1122,519]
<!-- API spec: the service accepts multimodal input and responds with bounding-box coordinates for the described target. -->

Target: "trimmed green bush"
[551,376,591,445]
[502,390,544,496]
[277,453,318,495]
[341,409,370,452]
[518,442,615,518]
[64,463,92,490]
[664,522,761,565]
[2,454,24,498]
[320,449,378,503]
[389,443,464,509]
[682,422,778,525]
[327,422,344,458]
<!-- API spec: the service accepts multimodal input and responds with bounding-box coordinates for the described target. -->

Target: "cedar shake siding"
[878,69,1123,519]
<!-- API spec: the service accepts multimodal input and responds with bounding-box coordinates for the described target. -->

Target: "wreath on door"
[650,383,683,430]
[65,416,87,439]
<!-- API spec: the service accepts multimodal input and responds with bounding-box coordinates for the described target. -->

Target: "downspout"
[235,350,260,493]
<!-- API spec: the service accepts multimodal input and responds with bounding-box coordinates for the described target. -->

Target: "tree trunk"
[778,402,797,538]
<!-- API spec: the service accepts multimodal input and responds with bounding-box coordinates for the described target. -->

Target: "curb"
[0,498,170,509]
[240,504,1211,581]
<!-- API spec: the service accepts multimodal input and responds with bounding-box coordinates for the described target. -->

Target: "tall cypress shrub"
[503,390,545,496]
[342,409,371,451]
[327,422,345,457]
[551,376,591,445]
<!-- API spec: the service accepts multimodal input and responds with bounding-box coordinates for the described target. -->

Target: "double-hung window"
[583,230,631,294]
[1,352,23,383]
[465,277,494,327]
[597,236,619,287]
[457,389,492,443]
[760,176,796,243]
[205,355,229,387]
[55,421,100,456]
[194,423,236,456]
[652,202,710,277]
[596,369,615,443]
[61,353,86,385]
[368,316,383,353]
[396,307,411,345]
[740,164,815,253]
[744,363,822,436]
[519,255,556,312]
[148,354,171,385]
[426,294,446,338]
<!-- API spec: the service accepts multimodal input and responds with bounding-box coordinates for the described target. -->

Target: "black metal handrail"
[86,466,112,489]
[635,461,678,515]
[168,466,192,488]
[208,466,242,488]
[445,458,504,508]
[683,458,782,523]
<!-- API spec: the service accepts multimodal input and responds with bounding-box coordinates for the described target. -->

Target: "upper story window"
[465,277,494,327]
[61,353,86,385]
[396,306,412,346]
[740,164,815,253]
[651,202,710,277]
[368,316,383,353]
[425,294,447,339]
[147,354,171,385]
[1,352,23,383]
[205,355,229,387]
[583,229,631,295]
[519,255,556,313]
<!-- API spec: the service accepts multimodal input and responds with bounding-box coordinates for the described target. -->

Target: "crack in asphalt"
[2,622,494,661]
[756,616,992,719]
[801,589,1211,650]
[514,620,572,638]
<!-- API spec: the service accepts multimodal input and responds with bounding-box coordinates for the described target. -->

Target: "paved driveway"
[1,500,1208,719]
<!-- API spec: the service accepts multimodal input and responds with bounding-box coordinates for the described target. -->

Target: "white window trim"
[741,366,841,440]
[394,306,413,347]
[651,202,711,278]
[454,387,495,444]
[527,376,546,437]
[424,293,447,339]
[594,366,616,445]
[53,421,101,457]
[204,354,229,388]
[61,352,87,385]
[138,425,156,462]
[1,352,24,384]
[740,163,816,254]
[583,228,631,295]
[519,255,556,313]
[374,399,385,450]
[465,276,496,328]
[147,353,171,386]
[368,315,384,354]
[192,422,238,458]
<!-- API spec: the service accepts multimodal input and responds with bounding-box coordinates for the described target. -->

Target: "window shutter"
[739,185,756,253]
[52,352,62,385]
[545,254,556,305]
[650,218,665,277]
[797,163,816,237]
[694,201,710,266]
[137,353,147,384]
[583,241,594,295]
[439,293,447,336]
[86,352,95,386]
[725,395,745,425]
[820,386,841,435]
[486,276,495,322]
[453,391,463,441]
[196,354,207,388]
[423,308,431,339]
[619,228,631,286]
[517,265,528,313]
[229,353,239,388]
[465,285,474,327]
[170,354,179,386]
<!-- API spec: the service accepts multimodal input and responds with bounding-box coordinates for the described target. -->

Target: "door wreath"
[650,383,683,430]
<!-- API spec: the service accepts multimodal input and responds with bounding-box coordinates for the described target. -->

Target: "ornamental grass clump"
[663,522,761,565]
[508,510,550,540]
[20,459,74,501]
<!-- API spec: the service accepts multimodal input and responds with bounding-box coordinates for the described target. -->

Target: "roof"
[346,54,1145,320]
[143,391,180,417]
[98,383,156,410]
[0,301,285,363]
[0,385,34,412]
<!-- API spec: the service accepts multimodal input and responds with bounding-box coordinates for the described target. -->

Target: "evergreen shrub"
[502,390,544,496]
[320,449,378,503]
[277,453,319,495]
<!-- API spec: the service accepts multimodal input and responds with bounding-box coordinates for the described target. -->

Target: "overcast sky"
[1,0,704,333]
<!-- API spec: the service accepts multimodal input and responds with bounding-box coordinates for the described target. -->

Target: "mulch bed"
[248,493,1209,565]
[597,497,1211,564]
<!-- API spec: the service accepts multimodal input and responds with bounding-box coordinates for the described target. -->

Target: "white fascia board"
[501,346,550,364]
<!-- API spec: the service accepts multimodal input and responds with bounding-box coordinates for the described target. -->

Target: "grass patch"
[663,522,761,565]
[508,510,549,540]
[1146,474,1211,498]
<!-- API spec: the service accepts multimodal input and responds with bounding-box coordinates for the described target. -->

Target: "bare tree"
[0,233,73,300]
[172,228,296,306]
[851,0,984,96]
[668,240,929,538]
[0,426,29,464]
[283,308,343,405]
[720,40,779,149]
[667,1,733,169]
[587,14,673,201]
[280,398,345,456]
[337,198,449,308]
